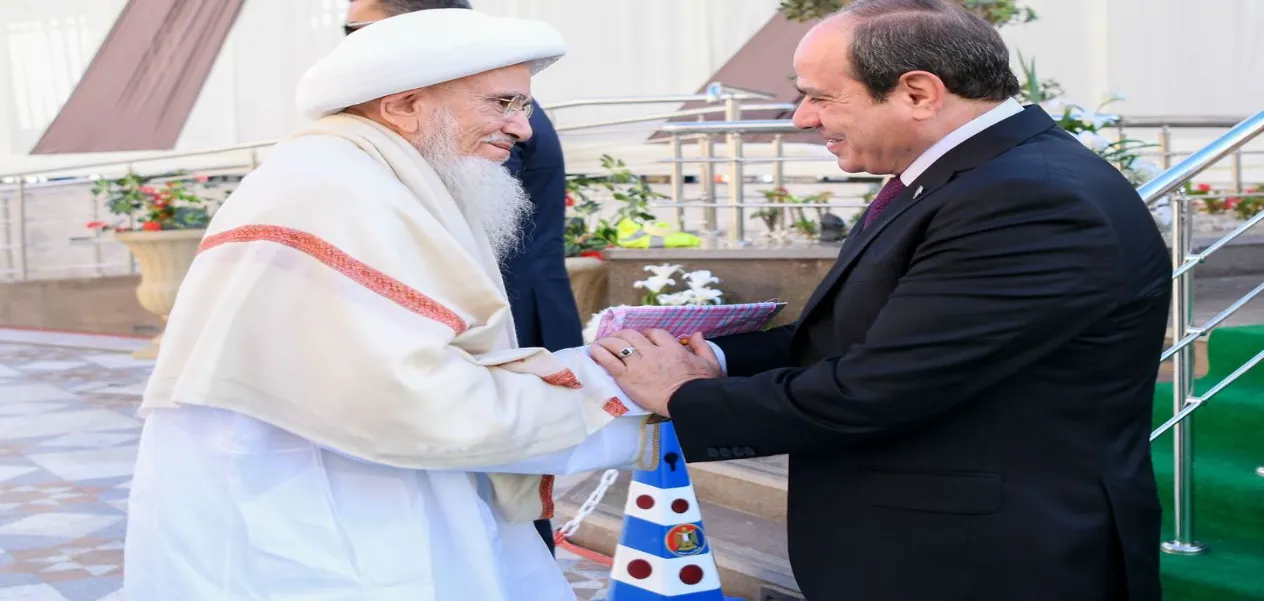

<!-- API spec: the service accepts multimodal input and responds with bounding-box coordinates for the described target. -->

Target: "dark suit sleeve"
[669,180,1122,460]
[711,324,796,377]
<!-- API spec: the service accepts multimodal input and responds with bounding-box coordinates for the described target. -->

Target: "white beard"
[412,110,531,262]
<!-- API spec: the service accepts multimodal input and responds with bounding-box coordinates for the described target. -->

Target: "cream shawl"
[141,113,645,522]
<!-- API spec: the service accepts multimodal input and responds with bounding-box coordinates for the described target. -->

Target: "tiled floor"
[0,329,611,600]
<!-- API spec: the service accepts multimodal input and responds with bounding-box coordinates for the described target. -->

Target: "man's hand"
[590,329,722,417]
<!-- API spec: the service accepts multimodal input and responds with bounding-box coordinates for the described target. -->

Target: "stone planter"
[113,229,206,359]
[564,256,609,322]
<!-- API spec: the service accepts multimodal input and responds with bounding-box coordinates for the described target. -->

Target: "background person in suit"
[347,0,584,557]
[591,1,1170,599]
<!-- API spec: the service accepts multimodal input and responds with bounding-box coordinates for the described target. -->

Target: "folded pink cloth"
[593,302,786,340]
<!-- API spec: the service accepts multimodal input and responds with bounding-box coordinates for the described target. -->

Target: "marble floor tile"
[0,583,70,600]
[0,514,122,540]
[10,365,85,375]
[0,412,137,443]
[0,470,37,485]
[26,449,137,484]
[76,355,152,371]
[0,406,68,418]
[32,436,135,452]
[0,368,21,380]
[0,385,76,406]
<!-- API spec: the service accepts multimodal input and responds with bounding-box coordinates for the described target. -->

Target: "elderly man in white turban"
[122,10,659,601]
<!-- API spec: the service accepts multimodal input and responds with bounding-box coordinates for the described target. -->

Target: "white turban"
[296,9,567,120]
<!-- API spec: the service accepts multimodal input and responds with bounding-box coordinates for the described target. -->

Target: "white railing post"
[699,132,717,238]
[1161,192,1206,556]
[724,96,744,245]
[670,134,684,230]
[15,180,27,281]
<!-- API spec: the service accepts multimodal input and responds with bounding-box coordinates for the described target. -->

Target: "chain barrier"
[555,468,620,542]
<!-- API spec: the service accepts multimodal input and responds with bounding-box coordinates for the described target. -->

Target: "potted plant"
[87,172,222,358]
[562,155,663,321]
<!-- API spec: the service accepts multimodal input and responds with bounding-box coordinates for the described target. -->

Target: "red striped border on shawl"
[198,225,467,335]
[539,475,556,519]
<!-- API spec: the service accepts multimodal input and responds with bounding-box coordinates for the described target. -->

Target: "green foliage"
[752,187,833,237]
[1015,50,1063,104]
[778,0,1036,27]
[88,172,221,232]
[563,155,665,257]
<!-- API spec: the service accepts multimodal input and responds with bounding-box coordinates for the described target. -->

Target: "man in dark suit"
[347,0,584,556]
[591,1,1170,599]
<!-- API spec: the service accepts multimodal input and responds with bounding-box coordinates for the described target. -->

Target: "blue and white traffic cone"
[606,422,741,601]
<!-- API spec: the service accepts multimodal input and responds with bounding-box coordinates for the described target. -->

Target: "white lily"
[690,288,724,305]
[683,269,720,290]
[656,291,693,306]
[633,275,675,294]
[643,264,682,279]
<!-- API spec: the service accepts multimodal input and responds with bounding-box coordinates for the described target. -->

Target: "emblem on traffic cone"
[606,422,740,600]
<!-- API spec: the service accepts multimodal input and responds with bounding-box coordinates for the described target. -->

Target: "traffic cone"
[606,422,741,600]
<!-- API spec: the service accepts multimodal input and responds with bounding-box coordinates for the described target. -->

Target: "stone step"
[555,469,800,601]
[689,456,788,523]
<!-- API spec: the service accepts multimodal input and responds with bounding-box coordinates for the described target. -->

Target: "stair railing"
[1139,110,1264,556]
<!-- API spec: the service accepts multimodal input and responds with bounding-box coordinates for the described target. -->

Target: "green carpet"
[1152,325,1264,600]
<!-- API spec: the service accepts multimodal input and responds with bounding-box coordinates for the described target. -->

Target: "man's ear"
[377,90,425,134]
[896,71,946,119]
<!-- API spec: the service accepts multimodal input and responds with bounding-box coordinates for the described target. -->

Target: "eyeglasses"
[482,94,534,119]
[343,20,371,36]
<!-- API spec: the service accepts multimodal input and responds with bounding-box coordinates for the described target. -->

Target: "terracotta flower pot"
[113,229,206,359]
[564,256,609,323]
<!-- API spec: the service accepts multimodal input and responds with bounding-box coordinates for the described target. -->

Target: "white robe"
[124,376,641,601]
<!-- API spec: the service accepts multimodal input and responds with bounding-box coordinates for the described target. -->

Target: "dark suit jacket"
[502,100,583,351]
[668,106,1170,601]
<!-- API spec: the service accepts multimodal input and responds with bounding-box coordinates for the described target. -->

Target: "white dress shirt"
[900,98,1023,186]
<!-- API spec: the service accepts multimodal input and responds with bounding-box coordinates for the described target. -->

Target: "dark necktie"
[863,177,907,227]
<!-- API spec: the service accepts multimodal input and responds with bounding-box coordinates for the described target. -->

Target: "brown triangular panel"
[651,13,822,144]
[31,0,246,154]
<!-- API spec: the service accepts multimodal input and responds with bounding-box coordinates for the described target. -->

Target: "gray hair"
[839,0,1020,102]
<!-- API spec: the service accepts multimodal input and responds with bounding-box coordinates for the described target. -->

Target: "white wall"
[999,0,1264,117]
[2,0,1262,174]
[0,0,128,158]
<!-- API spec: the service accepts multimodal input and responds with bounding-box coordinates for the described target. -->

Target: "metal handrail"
[541,89,775,111]
[555,103,798,133]
[660,120,804,135]
[1140,109,1264,557]
[0,87,780,183]
[1119,116,1251,128]
[0,140,275,182]
[1137,111,1264,205]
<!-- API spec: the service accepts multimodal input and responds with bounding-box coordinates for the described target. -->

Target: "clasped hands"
[589,329,722,418]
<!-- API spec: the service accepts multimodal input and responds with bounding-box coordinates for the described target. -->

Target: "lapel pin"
[913,185,924,199]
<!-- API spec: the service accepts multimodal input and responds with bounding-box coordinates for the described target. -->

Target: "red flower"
[1196,183,1212,193]
[579,250,604,259]
[195,175,209,183]
[85,221,106,229]
[141,221,162,231]
[1225,197,1241,209]
[565,192,575,207]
